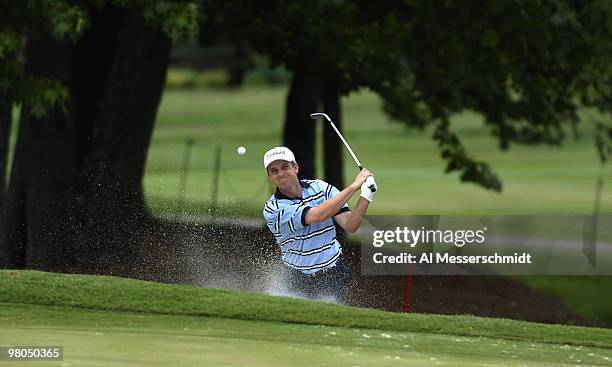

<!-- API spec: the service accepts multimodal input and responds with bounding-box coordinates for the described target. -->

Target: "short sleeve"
[263,199,310,237]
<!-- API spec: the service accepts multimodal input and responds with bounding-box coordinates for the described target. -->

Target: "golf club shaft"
[310,113,376,192]
[328,120,363,169]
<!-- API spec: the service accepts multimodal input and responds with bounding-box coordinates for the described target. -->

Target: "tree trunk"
[283,73,321,179]
[5,36,76,270]
[227,44,249,88]
[0,97,10,200]
[75,9,170,273]
[1,6,170,273]
[322,81,344,189]
[0,95,12,267]
[283,75,346,185]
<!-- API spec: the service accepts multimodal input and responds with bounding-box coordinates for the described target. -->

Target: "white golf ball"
[237,146,246,155]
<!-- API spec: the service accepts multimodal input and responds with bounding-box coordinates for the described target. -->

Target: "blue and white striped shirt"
[263,179,349,274]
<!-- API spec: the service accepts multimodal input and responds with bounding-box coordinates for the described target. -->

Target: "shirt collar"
[274,180,311,200]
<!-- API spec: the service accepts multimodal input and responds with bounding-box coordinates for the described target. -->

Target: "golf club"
[310,112,376,192]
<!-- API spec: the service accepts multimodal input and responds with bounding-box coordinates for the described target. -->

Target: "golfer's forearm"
[343,197,370,233]
[305,186,357,223]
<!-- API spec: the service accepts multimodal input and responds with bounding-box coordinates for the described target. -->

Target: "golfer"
[263,146,377,303]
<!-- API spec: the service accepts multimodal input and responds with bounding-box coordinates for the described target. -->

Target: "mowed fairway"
[4,305,611,367]
[1,271,611,366]
[145,87,612,217]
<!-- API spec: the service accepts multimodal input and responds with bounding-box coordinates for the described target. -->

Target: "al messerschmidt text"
[373,252,532,264]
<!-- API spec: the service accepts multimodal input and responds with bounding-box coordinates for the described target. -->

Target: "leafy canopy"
[0,0,199,118]
[203,0,612,191]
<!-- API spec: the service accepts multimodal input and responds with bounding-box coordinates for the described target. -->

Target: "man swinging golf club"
[263,143,377,303]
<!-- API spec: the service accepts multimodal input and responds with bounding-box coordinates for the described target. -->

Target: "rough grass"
[517,275,612,326]
[1,270,611,349]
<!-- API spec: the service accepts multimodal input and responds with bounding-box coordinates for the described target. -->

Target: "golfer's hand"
[360,176,377,202]
[351,169,372,191]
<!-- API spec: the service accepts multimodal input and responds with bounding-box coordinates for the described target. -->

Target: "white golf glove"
[360,176,377,202]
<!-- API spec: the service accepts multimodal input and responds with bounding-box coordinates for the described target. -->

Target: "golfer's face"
[267,160,298,187]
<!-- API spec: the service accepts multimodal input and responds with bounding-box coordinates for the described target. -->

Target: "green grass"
[1,270,612,366]
[143,85,612,327]
[3,304,611,367]
[145,86,612,217]
[517,276,612,326]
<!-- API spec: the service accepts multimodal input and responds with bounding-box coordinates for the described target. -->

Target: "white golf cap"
[263,146,296,169]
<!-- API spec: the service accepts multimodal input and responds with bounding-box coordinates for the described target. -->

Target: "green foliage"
[166,68,230,89]
[595,120,612,163]
[434,118,502,191]
[582,7,612,163]
[137,1,199,42]
[25,77,70,118]
[165,65,291,89]
[0,1,88,117]
[12,1,90,42]
[45,2,89,42]
[0,32,21,60]
[0,0,198,118]
[242,62,292,86]
[203,0,612,191]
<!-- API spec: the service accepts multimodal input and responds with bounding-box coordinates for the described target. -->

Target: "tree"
[201,1,349,187]
[376,0,612,190]
[204,0,612,191]
[0,1,197,271]
[283,73,319,179]
[282,73,344,188]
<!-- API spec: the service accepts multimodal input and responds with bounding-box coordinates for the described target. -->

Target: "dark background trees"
[1,0,611,273]
[203,0,612,190]
[0,1,197,271]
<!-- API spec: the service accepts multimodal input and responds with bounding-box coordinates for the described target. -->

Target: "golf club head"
[310,112,332,122]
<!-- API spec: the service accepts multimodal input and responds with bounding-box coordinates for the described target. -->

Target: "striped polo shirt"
[263,179,349,274]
